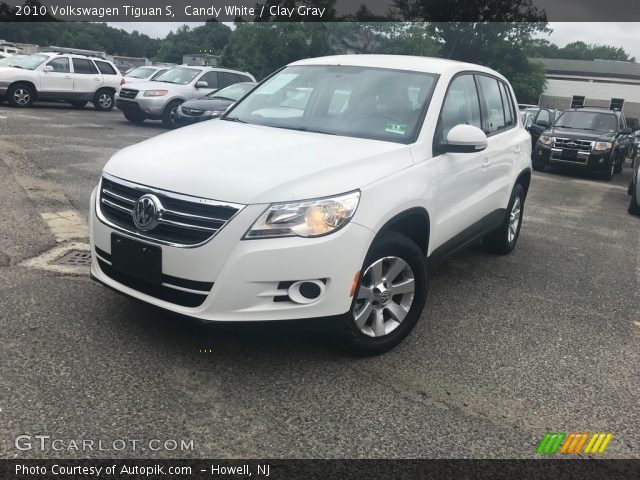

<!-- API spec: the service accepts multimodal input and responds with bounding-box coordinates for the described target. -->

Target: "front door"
[39,57,73,94]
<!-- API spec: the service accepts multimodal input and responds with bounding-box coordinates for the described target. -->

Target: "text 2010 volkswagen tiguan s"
[90,55,532,355]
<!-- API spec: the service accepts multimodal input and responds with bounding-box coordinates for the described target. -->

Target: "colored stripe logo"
[537,432,612,454]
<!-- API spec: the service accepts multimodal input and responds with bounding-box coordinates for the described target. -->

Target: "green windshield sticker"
[385,122,407,135]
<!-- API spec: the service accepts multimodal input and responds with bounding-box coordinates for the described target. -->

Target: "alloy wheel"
[508,196,521,244]
[13,88,30,105]
[99,93,112,109]
[353,256,415,338]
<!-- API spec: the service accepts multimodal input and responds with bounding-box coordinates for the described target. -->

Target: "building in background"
[0,39,20,54]
[182,53,218,66]
[532,57,640,124]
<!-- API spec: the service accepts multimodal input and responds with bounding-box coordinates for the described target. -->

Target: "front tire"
[630,184,640,215]
[614,154,624,174]
[484,184,525,255]
[602,156,615,181]
[7,83,34,108]
[337,231,428,356]
[162,100,182,129]
[93,89,114,112]
[123,111,146,124]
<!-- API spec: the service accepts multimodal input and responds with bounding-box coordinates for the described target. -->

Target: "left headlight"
[539,135,553,146]
[143,89,168,97]
[594,141,613,151]
[205,110,224,117]
[245,191,360,239]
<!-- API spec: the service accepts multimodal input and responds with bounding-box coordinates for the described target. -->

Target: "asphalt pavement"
[0,102,638,459]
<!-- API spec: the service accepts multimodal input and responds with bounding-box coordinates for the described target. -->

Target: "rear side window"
[219,72,239,88]
[199,71,218,88]
[73,58,98,74]
[95,61,117,75]
[47,57,70,73]
[440,74,482,138]
[477,75,507,134]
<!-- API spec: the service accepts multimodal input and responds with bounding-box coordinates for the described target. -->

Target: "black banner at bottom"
[1,459,640,480]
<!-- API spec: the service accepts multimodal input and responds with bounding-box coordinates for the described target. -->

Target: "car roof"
[38,52,115,63]
[568,107,618,114]
[289,54,507,80]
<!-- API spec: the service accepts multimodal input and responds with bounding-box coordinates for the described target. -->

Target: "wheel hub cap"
[508,196,521,244]
[352,256,415,338]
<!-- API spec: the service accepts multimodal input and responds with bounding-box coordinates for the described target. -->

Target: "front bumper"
[533,143,612,171]
[89,187,374,322]
[115,94,167,118]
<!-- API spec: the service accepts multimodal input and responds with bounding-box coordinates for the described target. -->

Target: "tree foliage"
[526,39,635,62]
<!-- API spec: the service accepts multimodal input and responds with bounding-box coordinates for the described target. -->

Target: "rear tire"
[123,111,146,124]
[162,100,182,129]
[93,89,114,112]
[483,184,525,255]
[7,83,34,108]
[336,231,427,356]
[630,184,640,215]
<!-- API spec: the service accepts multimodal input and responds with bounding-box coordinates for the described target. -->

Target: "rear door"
[39,57,73,94]
[71,58,103,96]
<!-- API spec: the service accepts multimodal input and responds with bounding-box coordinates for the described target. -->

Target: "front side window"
[555,111,617,132]
[225,65,437,144]
[72,58,98,75]
[14,54,49,70]
[47,57,70,73]
[440,74,482,138]
[154,67,201,85]
[477,75,507,134]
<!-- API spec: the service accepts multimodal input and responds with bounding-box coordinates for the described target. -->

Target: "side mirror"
[42,65,53,72]
[621,127,632,135]
[524,116,533,130]
[195,81,208,89]
[536,119,550,128]
[442,124,488,153]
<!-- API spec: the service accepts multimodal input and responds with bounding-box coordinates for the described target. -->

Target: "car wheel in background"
[162,100,182,129]
[337,231,428,356]
[630,184,640,215]
[7,83,34,108]
[69,101,87,109]
[123,111,146,124]
[93,89,114,112]
[602,156,615,181]
[614,154,624,174]
[483,183,525,255]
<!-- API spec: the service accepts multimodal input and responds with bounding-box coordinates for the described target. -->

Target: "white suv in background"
[0,52,122,110]
[115,66,255,128]
[90,55,532,355]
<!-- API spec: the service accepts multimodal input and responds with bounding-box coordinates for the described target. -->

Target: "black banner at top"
[0,0,639,22]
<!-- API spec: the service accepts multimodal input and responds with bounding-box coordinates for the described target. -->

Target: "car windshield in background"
[224,65,437,144]
[555,111,618,132]
[126,67,157,79]
[154,67,201,85]
[13,54,49,70]
[208,83,253,101]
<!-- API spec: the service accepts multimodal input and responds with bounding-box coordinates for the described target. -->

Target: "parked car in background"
[122,66,170,85]
[0,54,26,68]
[629,153,640,215]
[518,103,538,110]
[175,82,256,126]
[116,66,255,128]
[629,130,640,159]
[0,52,121,110]
[532,107,631,180]
[90,55,532,355]
[527,107,561,147]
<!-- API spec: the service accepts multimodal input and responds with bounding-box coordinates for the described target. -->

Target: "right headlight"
[244,191,360,239]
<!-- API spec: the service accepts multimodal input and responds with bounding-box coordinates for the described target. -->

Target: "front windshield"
[208,83,253,101]
[555,111,618,132]
[14,54,49,70]
[154,67,201,85]
[126,67,157,79]
[224,65,437,144]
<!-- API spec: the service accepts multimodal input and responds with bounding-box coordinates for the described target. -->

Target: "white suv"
[90,55,532,355]
[0,52,122,110]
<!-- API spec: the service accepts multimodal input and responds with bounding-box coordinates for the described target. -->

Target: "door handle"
[481,157,491,169]
[64,76,72,79]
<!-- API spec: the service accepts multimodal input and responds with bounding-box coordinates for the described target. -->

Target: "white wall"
[544,78,640,104]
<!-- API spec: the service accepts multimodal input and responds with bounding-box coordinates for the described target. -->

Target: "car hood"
[180,97,233,111]
[103,120,413,205]
[547,127,615,142]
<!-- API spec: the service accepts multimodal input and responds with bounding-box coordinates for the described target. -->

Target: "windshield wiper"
[222,116,247,123]
[271,125,337,135]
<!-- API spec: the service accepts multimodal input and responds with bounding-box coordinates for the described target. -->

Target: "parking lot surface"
[1,103,639,458]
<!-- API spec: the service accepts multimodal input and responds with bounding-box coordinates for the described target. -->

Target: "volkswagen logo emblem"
[132,194,163,231]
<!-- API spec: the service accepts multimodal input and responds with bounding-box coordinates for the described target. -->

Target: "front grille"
[181,107,204,117]
[119,88,139,99]
[99,176,242,246]
[553,137,593,152]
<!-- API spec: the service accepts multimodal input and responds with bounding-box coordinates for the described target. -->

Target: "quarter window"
[72,58,99,74]
[47,57,70,73]
[477,75,507,134]
[95,61,117,75]
[440,74,482,138]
